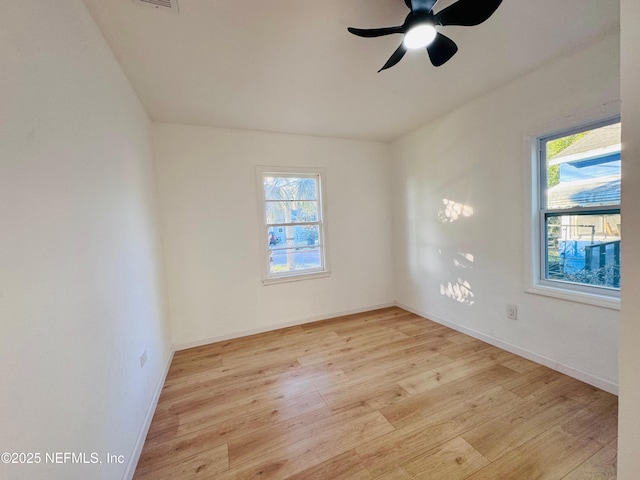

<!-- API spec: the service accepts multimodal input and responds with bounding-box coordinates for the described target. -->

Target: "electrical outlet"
[507,304,518,320]
[140,350,147,368]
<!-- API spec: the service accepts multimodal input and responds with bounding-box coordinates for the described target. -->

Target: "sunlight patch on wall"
[454,251,475,269]
[440,278,475,305]
[440,249,475,305]
[438,199,474,223]
[460,252,474,262]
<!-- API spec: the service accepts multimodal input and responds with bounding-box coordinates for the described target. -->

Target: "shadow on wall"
[438,198,476,305]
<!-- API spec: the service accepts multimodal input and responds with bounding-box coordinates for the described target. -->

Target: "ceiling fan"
[348,0,503,72]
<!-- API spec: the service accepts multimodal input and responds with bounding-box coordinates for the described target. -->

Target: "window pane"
[545,213,620,288]
[260,169,326,282]
[265,200,318,224]
[268,225,320,249]
[269,247,322,275]
[545,122,620,209]
[263,176,318,201]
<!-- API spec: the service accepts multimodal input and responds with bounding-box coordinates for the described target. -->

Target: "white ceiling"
[83,0,619,142]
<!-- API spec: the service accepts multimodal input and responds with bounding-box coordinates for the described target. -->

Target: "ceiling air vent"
[132,0,179,13]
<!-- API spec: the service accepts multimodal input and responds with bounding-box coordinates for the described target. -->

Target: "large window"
[257,167,328,284]
[536,119,621,298]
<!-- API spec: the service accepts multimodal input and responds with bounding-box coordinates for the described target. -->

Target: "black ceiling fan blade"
[378,43,408,72]
[347,26,404,38]
[435,0,502,26]
[410,0,438,12]
[427,32,458,66]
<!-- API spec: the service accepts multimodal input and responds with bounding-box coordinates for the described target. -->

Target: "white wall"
[1,2,630,478]
[391,34,620,391]
[617,0,640,475]
[153,124,395,346]
[0,1,171,479]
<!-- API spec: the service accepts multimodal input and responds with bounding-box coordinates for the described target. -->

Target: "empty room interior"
[2,0,640,479]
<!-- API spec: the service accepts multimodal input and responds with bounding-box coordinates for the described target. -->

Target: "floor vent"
[132,0,179,13]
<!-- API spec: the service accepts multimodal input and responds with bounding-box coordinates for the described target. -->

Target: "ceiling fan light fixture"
[403,23,437,49]
[348,0,503,70]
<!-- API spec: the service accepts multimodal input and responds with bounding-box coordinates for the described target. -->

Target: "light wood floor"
[133,307,618,479]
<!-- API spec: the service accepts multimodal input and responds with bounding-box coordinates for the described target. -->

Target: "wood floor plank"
[213,411,395,480]
[319,376,414,412]
[462,390,583,461]
[133,307,618,479]
[502,365,591,402]
[279,450,372,480]
[397,353,497,394]
[220,366,350,403]
[500,355,544,374]
[134,444,228,480]
[465,427,603,480]
[381,365,522,429]
[226,404,375,468]
[339,346,451,383]
[562,444,617,480]
[559,398,618,447]
[175,391,327,441]
[317,352,452,411]
[299,308,407,335]
[310,334,451,382]
[401,437,490,479]
[296,330,410,367]
[160,358,301,404]
[175,389,325,437]
[357,387,521,476]
[373,467,413,479]
[436,338,496,359]
[135,431,227,477]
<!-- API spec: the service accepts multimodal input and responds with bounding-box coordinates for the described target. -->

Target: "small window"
[537,119,621,296]
[257,167,329,284]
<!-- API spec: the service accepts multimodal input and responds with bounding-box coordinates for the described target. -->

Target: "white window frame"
[256,166,330,285]
[524,110,621,310]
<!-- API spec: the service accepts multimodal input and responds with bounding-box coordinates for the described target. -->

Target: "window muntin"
[538,120,621,293]
[259,171,327,282]
[265,201,318,224]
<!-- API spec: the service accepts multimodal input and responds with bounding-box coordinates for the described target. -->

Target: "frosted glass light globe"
[403,24,437,49]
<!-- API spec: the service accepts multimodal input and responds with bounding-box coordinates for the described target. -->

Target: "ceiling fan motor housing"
[405,11,437,30]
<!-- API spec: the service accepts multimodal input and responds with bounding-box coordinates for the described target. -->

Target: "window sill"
[263,270,331,286]
[526,283,620,310]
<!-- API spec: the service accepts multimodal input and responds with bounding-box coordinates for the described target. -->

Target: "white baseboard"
[122,344,176,480]
[175,302,396,351]
[396,302,619,395]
